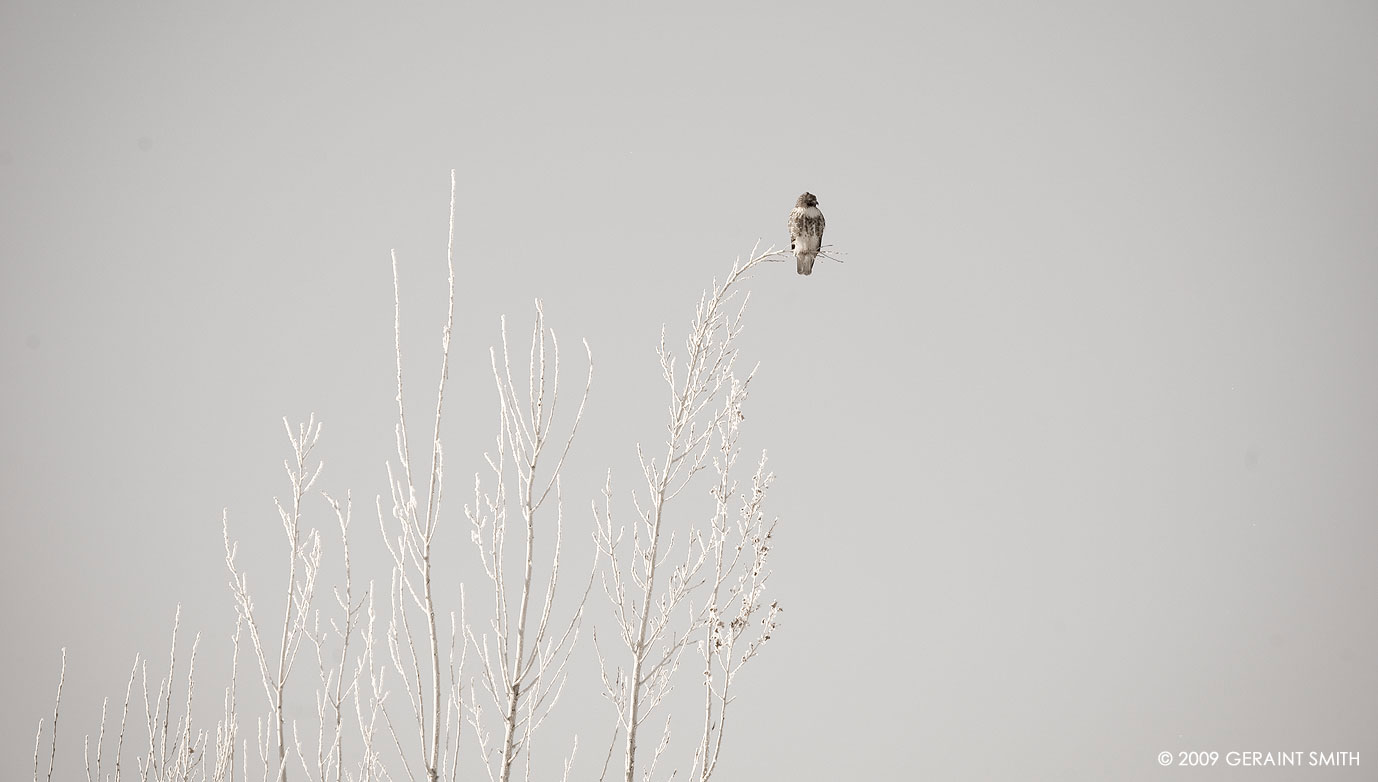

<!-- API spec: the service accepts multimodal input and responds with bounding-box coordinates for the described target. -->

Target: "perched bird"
[787,192,826,275]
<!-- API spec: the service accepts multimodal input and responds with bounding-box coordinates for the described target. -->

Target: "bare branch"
[465,301,594,782]
[597,246,781,782]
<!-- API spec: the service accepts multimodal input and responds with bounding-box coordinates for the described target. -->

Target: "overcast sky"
[3,2,1376,779]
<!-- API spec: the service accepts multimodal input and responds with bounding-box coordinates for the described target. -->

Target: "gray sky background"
[3,2,1376,779]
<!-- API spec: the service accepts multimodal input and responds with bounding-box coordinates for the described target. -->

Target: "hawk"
[787,192,825,275]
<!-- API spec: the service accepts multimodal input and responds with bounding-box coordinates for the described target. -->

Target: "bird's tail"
[797,252,815,276]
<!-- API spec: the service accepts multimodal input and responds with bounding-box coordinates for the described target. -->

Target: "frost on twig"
[594,245,784,782]
[225,417,326,781]
[40,608,221,782]
[297,490,371,782]
[691,437,780,782]
[464,301,594,782]
[33,648,63,782]
[377,169,463,782]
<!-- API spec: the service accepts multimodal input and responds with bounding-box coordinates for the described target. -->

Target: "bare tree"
[35,609,218,782]
[594,246,783,782]
[225,418,326,781]
[33,648,63,782]
[376,171,463,782]
[296,491,369,782]
[36,178,789,782]
[691,410,780,782]
[463,302,594,782]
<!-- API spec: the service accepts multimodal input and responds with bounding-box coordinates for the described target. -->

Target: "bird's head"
[796,192,818,208]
